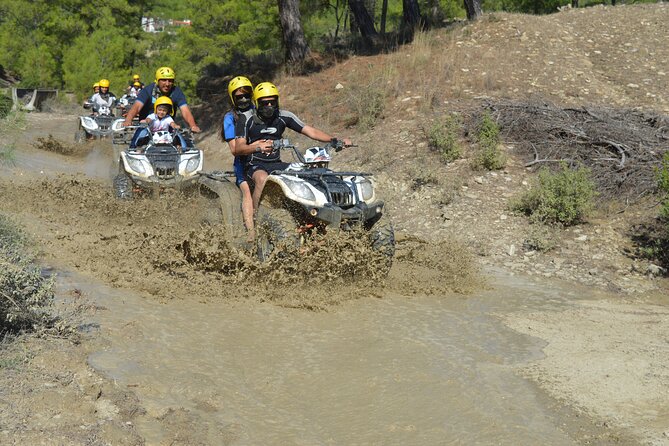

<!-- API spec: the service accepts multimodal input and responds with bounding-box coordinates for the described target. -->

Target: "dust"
[0,173,481,309]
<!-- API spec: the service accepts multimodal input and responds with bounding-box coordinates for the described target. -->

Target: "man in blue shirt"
[122,66,201,133]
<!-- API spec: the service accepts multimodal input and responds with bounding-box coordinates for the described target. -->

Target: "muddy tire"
[113,172,133,199]
[368,213,395,275]
[74,130,85,143]
[256,207,299,261]
[198,176,243,238]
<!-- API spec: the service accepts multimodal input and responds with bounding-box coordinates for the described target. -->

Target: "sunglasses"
[258,99,277,106]
[235,93,251,100]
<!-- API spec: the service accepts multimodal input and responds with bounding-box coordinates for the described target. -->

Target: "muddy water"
[57,268,598,445]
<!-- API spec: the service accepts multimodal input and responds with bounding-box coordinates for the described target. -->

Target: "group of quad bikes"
[74,103,395,272]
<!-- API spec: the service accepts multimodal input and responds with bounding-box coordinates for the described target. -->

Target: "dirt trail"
[2,4,669,443]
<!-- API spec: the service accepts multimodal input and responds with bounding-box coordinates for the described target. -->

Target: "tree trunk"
[380,0,388,35]
[463,0,482,20]
[348,0,381,46]
[278,0,310,65]
[402,0,422,38]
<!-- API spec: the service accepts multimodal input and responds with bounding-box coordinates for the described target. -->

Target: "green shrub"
[511,163,597,226]
[347,85,385,131]
[428,114,462,163]
[0,94,12,120]
[0,145,16,166]
[657,151,669,220]
[0,215,55,334]
[471,112,506,170]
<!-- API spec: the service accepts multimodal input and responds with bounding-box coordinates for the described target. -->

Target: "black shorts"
[245,161,290,181]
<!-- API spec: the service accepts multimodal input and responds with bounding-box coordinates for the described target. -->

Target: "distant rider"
[122,66,201,133]
[87,79,116,115]
[220,75,255,240]
[126,74,144,94]
[234,82,351,211]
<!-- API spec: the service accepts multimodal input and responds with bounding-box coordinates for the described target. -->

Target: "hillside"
[235,3,669,294]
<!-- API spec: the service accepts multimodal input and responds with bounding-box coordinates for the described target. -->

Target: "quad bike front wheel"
[256,207,299,261]
[367,213,395,275]
[113,172,134,199]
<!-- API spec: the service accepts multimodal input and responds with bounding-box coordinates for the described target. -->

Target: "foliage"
[0,214,55,335]
[657,151,669,220]
[346,84,386,131]
[511,163,597,226]
[523,225,559,252]
[0,94,12,119]
[472,112,506,170]
[427,114,462,163]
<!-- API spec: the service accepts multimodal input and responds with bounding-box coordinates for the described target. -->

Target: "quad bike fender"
[80,116,98,131]
[264,175,328,208]
[178,150,204,177]
[120,152,153,179]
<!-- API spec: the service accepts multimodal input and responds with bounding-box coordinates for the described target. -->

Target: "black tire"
[113,172,133,199]
[74,130,85,143]
[368,213,395,275]
[256,206,299,262]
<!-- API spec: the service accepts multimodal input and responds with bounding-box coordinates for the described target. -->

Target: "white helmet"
[152,130,173,144]
[304,147,331,164]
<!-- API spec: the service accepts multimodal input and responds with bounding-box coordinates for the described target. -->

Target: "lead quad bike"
[111,121,203,199]
[75,102,117,142]
[198,139,395,272]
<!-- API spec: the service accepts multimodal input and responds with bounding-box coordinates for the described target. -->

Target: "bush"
[0,94,12,120]
[511,163,597,226]
[472,112,506,171]
[427,114,462,163]
[346,84,385,131]
[0,215,54,335]
[657,151,669,220]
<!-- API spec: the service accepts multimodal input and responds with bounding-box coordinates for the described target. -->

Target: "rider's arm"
[232,137,273,156]
[301,125,352,146]
[178,105,200,133]
[123,100,143,126]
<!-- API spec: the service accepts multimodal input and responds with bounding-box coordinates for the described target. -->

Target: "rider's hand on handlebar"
[190,125,202,133]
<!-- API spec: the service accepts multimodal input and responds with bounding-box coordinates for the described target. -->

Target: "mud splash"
[0,174,480,309]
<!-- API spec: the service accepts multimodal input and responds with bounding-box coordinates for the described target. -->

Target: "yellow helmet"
[93,82,99,89]
[155,66,175,82]
[252,82,280,108]
[133,74,140,80]
[154,96,175,116]
[227,76,253,103]
[133,81,141,88]
[99,79,110,88]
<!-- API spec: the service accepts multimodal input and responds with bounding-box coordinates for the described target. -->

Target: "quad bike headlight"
[358,179,374,201]
[126,157,146,174]
[184,156,200,174]
[283,177,315,201]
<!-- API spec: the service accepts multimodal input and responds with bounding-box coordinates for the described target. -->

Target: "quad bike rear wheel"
[256,206,299,261]
[113,172,133,199]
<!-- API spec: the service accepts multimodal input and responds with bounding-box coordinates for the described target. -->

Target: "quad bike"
[117,94,137,118]
[199,139,395,272]
[75,102,117,142]
[111,121,203,199]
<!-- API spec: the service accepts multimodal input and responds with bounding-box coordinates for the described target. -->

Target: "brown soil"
[2,4,669,445]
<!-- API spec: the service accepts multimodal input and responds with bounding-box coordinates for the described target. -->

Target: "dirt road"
[0,112,667,445]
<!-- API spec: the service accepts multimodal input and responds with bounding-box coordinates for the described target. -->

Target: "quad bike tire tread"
[368,213,395,275]
[113,172,133,199]
[198,177,243,238]
[256,206,299,261]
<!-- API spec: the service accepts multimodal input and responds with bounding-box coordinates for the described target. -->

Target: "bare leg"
[251,170,268,212]
[239,181,255,241]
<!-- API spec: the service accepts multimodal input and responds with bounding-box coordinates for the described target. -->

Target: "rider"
[221,75,255,240]
[126,74,144,94]
[234,82,352,211]
[122,66,201,133]
[128,82,142,98]
[87,79,116,115]
[130,96,185,149]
